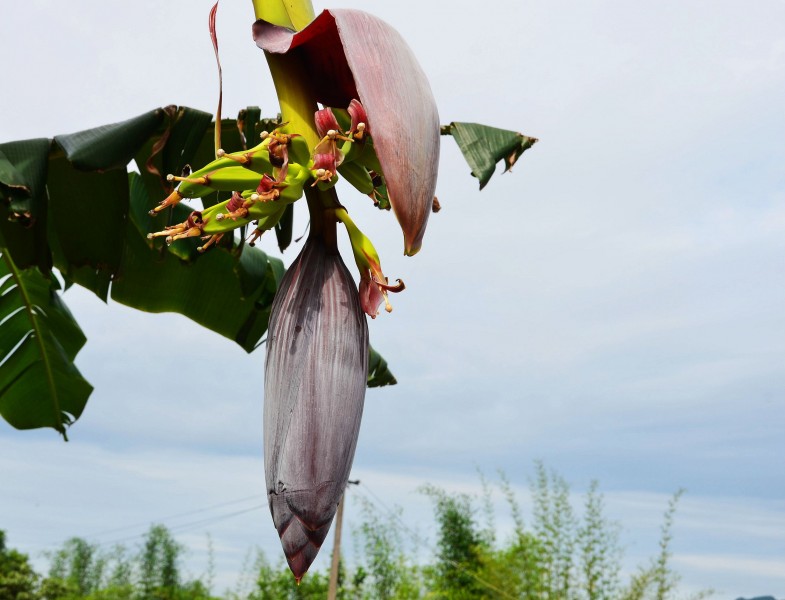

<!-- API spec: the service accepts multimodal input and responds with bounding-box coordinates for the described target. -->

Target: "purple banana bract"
[264,236,369,581]
[254,9,440,255]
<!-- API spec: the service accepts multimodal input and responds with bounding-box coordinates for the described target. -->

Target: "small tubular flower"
[264,235,369,582]
[347,98,369,140]
[335,207,404,318]
[314,107,341,139]
[311,107,348,182]
[262,126,302,181]
[147,210,205,245]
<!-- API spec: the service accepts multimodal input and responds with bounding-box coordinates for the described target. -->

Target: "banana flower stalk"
[249,3,441,579]
[251,2,443,579]
[148,0,441,580]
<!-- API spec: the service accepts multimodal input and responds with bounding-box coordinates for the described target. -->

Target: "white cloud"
[673,554,785,579]
[2,0,784,596]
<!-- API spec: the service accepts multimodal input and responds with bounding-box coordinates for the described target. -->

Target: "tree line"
[1,465,706,599]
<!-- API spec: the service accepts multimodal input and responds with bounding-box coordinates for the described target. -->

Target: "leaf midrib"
[0,249,63,434]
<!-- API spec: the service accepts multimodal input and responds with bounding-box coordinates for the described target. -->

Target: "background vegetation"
[1,466,705,600]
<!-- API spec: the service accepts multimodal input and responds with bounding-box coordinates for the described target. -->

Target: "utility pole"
[327,479,359,600]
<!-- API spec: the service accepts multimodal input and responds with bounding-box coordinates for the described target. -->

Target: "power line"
[86,493,265,540]
[95,503,267,548]
[166,504,266,536]
[24,494,267,553]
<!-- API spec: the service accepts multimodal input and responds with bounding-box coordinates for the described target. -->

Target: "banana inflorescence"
[147,101,393,256]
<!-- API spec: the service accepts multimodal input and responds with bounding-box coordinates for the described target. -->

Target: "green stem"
[251,0,314,31]
[265,53,320,149]
[254,0,339,245]
[270,54,339,244]
[305,187,340,253]
[252,0,318,149]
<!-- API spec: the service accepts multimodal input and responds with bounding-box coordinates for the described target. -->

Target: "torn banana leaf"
[442,122,537,189]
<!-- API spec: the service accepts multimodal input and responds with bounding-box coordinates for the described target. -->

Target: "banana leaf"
[0,107,533,435]
[442,122,538,189]
[368,346,396,387]
[0,138,53,273]
[0,106,404,435]
[0,247,92,438]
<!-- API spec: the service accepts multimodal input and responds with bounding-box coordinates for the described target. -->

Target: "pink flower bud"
[314,107,341,140]
[348,99,370,137]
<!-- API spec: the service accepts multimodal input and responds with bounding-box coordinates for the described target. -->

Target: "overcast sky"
[2,0,784,597]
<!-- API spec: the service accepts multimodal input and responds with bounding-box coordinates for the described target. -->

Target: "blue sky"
[2,0,784,597]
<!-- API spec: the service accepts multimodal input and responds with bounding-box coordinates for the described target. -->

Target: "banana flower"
[253,9,440,255]
[251,6,439,579]
[148,2,441,580]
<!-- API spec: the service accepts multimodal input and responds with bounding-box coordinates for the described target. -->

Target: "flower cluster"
[148,6,440,581]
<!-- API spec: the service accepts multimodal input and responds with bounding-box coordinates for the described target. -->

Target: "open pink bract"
[253,9,440,255]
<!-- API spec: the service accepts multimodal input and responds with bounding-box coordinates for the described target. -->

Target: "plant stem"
[264,53,319,149]
[251,0,314,31]
[255,0,339,248]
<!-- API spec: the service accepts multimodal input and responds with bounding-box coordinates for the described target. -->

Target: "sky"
[1,0,784,597]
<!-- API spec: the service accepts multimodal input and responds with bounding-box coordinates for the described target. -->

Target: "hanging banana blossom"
[141,0,525,582]
[0,0,535,578]
[0,0,540,578]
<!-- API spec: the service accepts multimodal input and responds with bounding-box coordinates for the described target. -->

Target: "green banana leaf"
[111,172,283,353]
[367,346,397,387]
[0,106,404,435]
[0,247,92,438]
[0,108,534,435]
[47,155,130,300]
[0,138,53,273]
[442,122,538,189]
[54,109,164,171]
